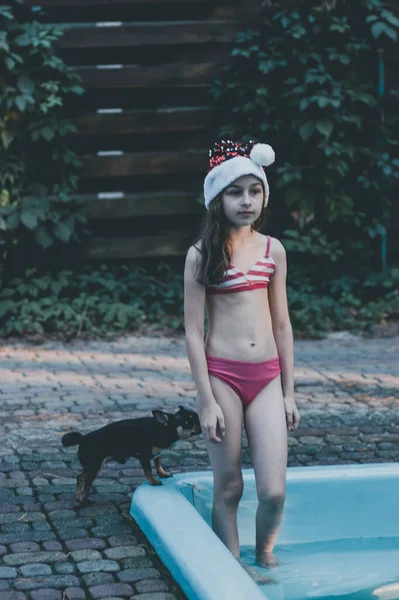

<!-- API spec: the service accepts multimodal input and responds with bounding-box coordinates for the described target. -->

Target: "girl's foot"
[238,560,277,584]
[256,551,280,568]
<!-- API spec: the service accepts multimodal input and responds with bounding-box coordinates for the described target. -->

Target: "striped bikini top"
[208,235,275,295]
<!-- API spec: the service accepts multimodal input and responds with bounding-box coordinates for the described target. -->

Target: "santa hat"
[203,140,275,209]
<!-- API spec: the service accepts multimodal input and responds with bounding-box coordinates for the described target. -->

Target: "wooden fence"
[25,0,398,262]
[22,0,248,260]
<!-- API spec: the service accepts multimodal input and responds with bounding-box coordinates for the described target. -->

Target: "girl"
[183,140,300,569]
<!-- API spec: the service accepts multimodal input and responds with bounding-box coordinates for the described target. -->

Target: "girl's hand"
[284,395,300,431]
[200,403,226,443]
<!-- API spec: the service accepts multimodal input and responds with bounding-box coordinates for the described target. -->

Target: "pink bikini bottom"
[206,355,281,407]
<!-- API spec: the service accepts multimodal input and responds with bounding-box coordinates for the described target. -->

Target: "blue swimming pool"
[130,463,399,600]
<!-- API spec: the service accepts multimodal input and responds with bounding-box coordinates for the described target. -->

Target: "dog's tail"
[62,432,83,447]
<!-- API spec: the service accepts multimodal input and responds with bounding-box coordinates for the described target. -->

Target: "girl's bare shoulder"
[269,236,286,258]
[185,241,203,270]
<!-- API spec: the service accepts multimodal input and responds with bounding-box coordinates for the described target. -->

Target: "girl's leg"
[204,376,244,558]
[244,375,287,567]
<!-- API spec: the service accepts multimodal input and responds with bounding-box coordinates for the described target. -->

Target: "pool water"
[240,538,399,600]
[131,464,399,600]
[190,466,399,600]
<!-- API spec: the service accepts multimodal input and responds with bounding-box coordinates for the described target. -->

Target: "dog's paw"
[149,480,163,486]
[76,496,94,506]
[158,471,173,479]
[82,498,95,506]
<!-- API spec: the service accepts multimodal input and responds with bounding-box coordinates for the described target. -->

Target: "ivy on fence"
[0,0,87,282]
[210,0,399,280]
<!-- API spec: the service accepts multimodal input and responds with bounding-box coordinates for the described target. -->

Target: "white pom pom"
[249,143,275,167]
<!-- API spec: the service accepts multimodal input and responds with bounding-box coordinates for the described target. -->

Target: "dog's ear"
[178,405,187,413]
[152,410,170,426]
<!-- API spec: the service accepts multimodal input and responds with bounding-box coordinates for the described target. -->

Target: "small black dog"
[62,406,201,504]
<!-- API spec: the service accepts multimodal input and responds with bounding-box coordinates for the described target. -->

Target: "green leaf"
[17,283,27,296]
[299,121,315,141]
[54,222,71,242]
[17,75,35,94]
[0,33,9,52]
[32,322,44,334]
[299,98,309,111]
[371,21,397,41]
[20,212,37,229]
[14,34,31,47]
[5,56,16,70]
[6,211,20,229]
[351,92,376,106]
[381,10,399,27]
[259,60,273,74]
[316,120,334,137]
[316,97,331,108]
[34,277,50,291]
[1,128,14,149]
[27,207,46,219]
[23,196,50,213]
[13,320,23,334]
[39,127,55,142]
[70,85,85,96]
[35,227,53,248]
[0,7,13,18]
[0,300,14,319]
[0,288,15,299]
[15,95,27,112]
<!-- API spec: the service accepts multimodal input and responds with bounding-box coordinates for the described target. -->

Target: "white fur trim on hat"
[203,152,273,210]
[249,143,275,167]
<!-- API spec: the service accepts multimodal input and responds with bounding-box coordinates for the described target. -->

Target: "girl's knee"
[215,472,244,505]
[257,488,285,510]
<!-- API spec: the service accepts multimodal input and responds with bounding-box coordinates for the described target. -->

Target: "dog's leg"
[139,457,162,486]
[76,471,86,503]
[77,459,103,504]
[81,467,101,504]
[154,456,172,479]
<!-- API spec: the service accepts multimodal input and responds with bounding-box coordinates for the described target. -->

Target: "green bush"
[288,270,399,337]
[0,263,184,338]
[0,263,397,339]
[0,0,87,275]
[210,0,399,278]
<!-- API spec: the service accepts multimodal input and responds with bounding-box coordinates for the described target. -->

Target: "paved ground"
[0,332,398,600]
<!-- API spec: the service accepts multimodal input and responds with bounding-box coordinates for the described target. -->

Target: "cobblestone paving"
[0,333,398,599]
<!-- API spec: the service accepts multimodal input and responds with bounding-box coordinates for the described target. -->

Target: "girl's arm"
[184,246,226,442]
[268,238,300,431]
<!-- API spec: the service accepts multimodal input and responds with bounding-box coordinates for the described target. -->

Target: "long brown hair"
[193,187,267,287]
